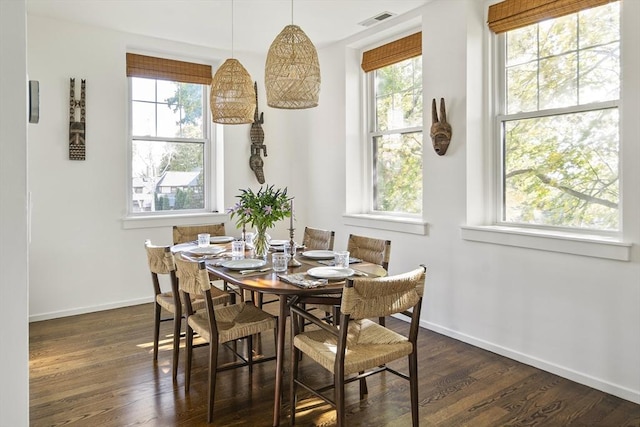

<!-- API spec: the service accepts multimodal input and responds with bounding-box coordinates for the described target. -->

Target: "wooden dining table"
[193,246,387,426]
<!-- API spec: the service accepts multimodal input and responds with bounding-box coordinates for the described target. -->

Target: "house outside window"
[363,32,423,216]
[490,1,620,232]
[126,53,213,215]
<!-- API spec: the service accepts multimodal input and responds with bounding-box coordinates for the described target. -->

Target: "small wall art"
[69,78,86,160]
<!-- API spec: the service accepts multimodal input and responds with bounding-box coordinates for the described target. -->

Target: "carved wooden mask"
[430,98,452,156]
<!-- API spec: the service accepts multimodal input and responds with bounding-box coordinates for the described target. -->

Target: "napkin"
[277,273,328,288]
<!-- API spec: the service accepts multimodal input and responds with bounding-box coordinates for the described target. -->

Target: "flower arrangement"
[228,185,292,257]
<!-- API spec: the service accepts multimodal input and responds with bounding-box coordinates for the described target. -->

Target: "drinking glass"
[334,250,350,268]
[244,232,255,249]
[197,233,210,247]
[231,240,245,258]
[272,253,288,272]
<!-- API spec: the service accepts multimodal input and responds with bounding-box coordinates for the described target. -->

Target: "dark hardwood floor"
[29,301,640,426]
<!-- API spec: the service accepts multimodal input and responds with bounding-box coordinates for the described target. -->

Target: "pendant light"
[264,0,320,109]
[210,0,256,124]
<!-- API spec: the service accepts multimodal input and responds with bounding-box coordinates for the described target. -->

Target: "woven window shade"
[361,32,422,73]
[126,53,212,85]
[488,0,617,34]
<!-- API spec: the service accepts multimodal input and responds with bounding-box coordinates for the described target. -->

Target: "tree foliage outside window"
[499,2,619,231]
[370,56,423,214]
[130,77,208,213]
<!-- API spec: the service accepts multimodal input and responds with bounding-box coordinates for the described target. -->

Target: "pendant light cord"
[231,0,235,58]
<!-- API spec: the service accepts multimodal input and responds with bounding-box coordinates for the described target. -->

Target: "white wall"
[0,0,30,424]
[307,0,640,404]
[25,0,639,408]
[26,15,301,319]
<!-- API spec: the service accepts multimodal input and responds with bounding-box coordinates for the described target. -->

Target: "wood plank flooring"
[29,301,640,426]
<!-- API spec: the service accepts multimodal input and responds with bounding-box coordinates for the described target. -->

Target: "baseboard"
[29,297,154,322]
[420,319,640,405]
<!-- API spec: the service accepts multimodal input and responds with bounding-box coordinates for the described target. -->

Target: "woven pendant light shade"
[265,24,320,109]
[210,58,256,124]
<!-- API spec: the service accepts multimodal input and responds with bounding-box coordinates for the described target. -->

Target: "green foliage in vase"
[228,185,291,230]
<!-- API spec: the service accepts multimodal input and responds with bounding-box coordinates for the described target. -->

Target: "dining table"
[174,240,386,426]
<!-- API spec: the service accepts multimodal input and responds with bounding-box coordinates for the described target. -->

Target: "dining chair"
[172,223,226,245]
[173,223,244,303]
[311,234,392,325]
[298,226,336,321]
[176,256,277,423]
[289,265,426,427]
[145,241,231,382]
[302,226,335,250]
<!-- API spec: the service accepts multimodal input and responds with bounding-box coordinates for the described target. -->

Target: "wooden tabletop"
[205,255,387,296]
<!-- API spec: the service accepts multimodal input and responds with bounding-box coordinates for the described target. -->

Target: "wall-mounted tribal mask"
[430,98,452,156]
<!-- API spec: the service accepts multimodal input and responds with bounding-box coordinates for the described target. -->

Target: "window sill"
[343,213,428,235]
[460,225,631,261]
[122,212,228,230]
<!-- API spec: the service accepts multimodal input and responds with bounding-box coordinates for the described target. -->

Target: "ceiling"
[26,0,429,55]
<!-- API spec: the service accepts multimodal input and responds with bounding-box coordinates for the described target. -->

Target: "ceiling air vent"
[358,11,396,27]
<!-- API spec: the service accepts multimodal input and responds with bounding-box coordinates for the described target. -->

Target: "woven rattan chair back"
[341,267,425,320]
[302,227,335,250]
[346,234,391,270]
[175,255,210,297]
[172,223,226,245]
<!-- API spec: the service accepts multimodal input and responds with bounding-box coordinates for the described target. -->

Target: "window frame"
[364,52,424,218]
[492,6,621,237]
[125,68,218,220]
[460,0,631,261]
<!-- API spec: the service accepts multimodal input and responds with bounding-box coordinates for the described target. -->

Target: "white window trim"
[462,3,631,262]
[344,23,427,235]
[123,72,221,229]
[122,211,228,230]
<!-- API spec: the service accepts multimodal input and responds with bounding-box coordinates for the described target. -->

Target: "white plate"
[188,246,226,256]
[221,258,267,270]
[270,239,289,246]
[307,267,354,280]
[210,236,235,244]
[301,250,335,260]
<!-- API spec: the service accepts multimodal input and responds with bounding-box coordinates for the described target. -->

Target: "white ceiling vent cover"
[358,11,397,27]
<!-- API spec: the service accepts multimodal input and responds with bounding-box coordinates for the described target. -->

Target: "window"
[126,53,213,215]
[363,33,423,215]
[491,1,620,232]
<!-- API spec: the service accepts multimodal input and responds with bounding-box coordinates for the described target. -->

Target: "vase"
[253,226,270,260]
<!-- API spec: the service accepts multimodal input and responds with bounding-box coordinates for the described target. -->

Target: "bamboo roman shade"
[361,32,422,73]
[126,53,212,85]
[488,0,618,34]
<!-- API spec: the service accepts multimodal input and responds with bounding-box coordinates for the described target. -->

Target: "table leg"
[273,294,287,426]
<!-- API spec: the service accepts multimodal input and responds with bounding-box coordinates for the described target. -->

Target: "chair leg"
[172,314,181,381]
[332,306,340,326]
[184,324,194,392]
[409,352,419,427]
[378,316,386,326]
[335,367,346,427]
[207,341,219,423]
[290,346,300,425]
[153,302,161,361]
[359,373,368,399]
[247,335,254,375]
